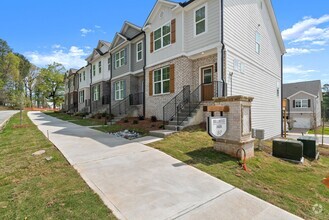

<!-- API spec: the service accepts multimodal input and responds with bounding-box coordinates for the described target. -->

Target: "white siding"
[224,0,282,139]
[184,0,220,53]
[146,4,183,67]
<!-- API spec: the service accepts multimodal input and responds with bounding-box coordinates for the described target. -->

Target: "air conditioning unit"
[252,129,265,140]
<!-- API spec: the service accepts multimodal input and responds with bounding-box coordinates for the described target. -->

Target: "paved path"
[287,133,329,145]
[0,110,19,129]
[28,112,301,220]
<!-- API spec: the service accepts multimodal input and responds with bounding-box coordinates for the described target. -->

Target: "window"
[83,71,86,81]
[79,73,82,82]
[98,61,102,74]
[295,99,308,108]
[136,41,143,62]
[108,57,111,70]
[93,65,96,76]
[93,85,100,101]
[202,68,212,84]
[195,5,206,36]
[115,81,124,100]
[79,90,84,103]
[154,67,170,95]
[154,23,171,51]
[256,32,261,54]
[115,49,125,68]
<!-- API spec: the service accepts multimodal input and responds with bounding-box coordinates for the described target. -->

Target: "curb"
[0,114,15,131]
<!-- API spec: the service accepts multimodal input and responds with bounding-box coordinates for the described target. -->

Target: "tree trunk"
[53,96,56,109]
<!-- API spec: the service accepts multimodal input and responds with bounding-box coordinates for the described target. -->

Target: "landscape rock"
[32,150,46,156]
[109,130,141,140]
[45,156,53,161]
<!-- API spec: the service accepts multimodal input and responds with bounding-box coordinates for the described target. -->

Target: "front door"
[201,66,214,101]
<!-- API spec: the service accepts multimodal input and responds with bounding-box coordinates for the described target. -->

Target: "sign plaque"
[208,116,227,138]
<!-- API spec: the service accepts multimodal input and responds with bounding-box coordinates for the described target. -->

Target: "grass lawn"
[0,112,116,219]
[308,126,329,135]
[44,111,107,126]
[148,131,329,220]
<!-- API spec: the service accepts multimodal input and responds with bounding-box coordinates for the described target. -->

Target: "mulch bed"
[116,117,164,132]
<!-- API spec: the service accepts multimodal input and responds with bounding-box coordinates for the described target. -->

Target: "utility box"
[273,139,304,163]
[297,136,319,160]
[252,129,265,140]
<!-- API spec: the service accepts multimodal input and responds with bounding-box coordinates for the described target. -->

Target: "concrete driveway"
[28,111,301,220]
[0,110,19,129]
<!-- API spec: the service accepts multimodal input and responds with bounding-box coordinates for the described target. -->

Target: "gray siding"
[125,27,140,39]
[131,40,144,72]
[112,45,130,78]
[184,0,220,53]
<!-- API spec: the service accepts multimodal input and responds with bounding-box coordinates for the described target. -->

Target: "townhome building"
[64,68,79,113]
[77,65,91,113]
[143,0,285,139]
[110,21,145,117]
[86,40,112,114]
[283,80,322,129]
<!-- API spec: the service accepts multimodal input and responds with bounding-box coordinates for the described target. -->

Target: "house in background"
[110,22,145,117]
[86,40,112,114]
[283,80,322,129]
[64,68,78,113]
[143,0,285,139]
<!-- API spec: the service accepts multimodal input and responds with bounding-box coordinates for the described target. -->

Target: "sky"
[0,0,328,84]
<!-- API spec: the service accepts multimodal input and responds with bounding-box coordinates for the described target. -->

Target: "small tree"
[36,63,65,109]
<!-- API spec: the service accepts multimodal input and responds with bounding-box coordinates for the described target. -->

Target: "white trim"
[295,99,309,109]
[153,21,172,52]
[136,41,143,62]
[114,80,124,101]
[287,91,317,99]
[193,3,208,38]
[143,0,179,27]
[115,49,126,69]
[153,66,170,95]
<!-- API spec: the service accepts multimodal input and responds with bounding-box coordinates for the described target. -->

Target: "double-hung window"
[115,49,125,68]
[115,81,124,100]
[83,71,86,81]
[108,57,111,70]
[79,90,84,103]
[93,85,100,101]
[256,32,261,54]
[79,73,82,82]
[195,5,206,36]
[154,67,170,95]
[295,99,308,108]
[93,65,96,76]
[98,61,102,74]
[154,23,171,51]
[137,41,143,62]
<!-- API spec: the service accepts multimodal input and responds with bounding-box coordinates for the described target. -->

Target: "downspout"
[281,54,283,137]
[220,0,226,97]
[89,63,92,114]
[143,31,146,117]
[109,53,112,117]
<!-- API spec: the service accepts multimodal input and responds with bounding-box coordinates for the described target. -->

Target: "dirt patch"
[116,117,164,133]
[12,124,32,129]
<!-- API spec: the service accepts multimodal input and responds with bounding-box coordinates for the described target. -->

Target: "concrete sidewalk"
[28,111,301,220]
[0,110,19,130]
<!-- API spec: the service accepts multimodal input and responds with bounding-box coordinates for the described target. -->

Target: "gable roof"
[283,80,322,99]
[111,32,128,49]
[144,0,179,27]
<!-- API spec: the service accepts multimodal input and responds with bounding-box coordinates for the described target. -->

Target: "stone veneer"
[210,96,255,160]
[145,54,218,120]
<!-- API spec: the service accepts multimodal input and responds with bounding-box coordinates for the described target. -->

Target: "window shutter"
[112,83,115,101]
[123,80,126,98]
[150,32,154,53]
[170,64,175,93]
[308,99,311,108]
[149,71,153,96]
[171,19,176,44]
[293,100,295,108]
[124,48,127,65]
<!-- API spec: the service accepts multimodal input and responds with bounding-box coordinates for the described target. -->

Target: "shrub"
[123,118,129,123]
[138,115,145,120]
[101,112,108,117]
[151,115,157,122]
[133,120,139,125]
[158,125,165,129]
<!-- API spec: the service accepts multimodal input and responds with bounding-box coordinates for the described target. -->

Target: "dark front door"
[201,66,214,101]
